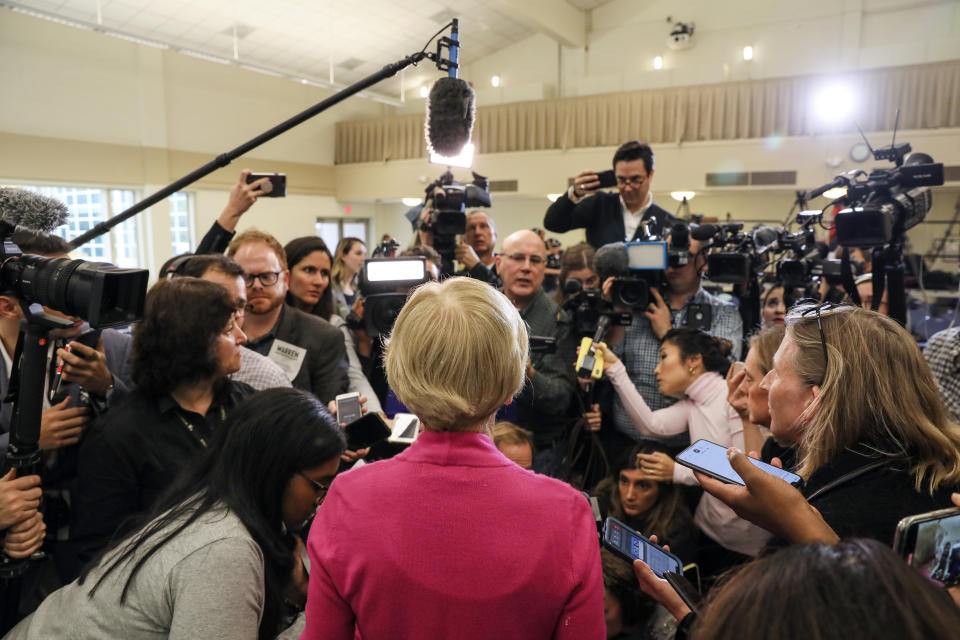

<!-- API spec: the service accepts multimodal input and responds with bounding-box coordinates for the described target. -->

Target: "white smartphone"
[388,413,420,444]
[335,392,363,425]
[676,439,803,487]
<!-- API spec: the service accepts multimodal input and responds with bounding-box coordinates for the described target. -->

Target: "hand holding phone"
[894,507,960,587]
[335,392,363,426]
[676,439,803,487]
[245,172,286,197]
[602,517,682,578]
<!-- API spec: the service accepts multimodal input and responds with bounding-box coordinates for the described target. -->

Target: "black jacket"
[544,191,679,248]
[803,443,959,546]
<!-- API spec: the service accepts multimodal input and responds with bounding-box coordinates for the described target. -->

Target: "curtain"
[335,60,960,164]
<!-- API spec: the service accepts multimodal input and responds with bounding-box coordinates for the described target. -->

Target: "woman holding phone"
[592,328,769,575]
[283,236,380,412]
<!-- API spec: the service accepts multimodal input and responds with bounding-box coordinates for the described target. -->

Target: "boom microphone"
[595,242,630,282]
[0,188,69,233]
[691,224,719,242]
[425,77,475,157]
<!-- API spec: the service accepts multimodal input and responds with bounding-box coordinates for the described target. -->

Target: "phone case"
[664,571,701,615]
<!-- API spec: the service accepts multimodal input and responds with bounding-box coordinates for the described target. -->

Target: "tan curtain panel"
[335,60,960,164]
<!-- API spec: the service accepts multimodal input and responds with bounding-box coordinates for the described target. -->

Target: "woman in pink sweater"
[302,277,605,640]
[594,328,769,576]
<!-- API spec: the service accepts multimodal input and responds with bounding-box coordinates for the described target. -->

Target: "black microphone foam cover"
[594,242,630,282]
[0,188,69,232]
[691,224,719,242]
[425,77,476,157]
[564,278,583,296]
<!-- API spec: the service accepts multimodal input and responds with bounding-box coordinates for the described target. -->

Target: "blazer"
[544,191,678,248]
[303,430,606,640]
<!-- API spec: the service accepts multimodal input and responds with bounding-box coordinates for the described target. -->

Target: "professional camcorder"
[417,170,491,274]
[353,257,429,337]
[807,152,944,248]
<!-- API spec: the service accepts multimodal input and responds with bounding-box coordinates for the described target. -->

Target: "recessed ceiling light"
[420,85,429,98]
[491,75,500,87]
[653,56,663,70]
[743,46,753,61]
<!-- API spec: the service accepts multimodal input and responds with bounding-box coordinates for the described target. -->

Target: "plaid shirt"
[924,326,960,422]
[611,288,742,441]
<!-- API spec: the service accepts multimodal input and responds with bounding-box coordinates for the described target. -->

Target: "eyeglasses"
[616,175,647,187]
[790,301,850,378]
[244,271,281,287]
[299,472,331,496]
[502,253,546,266]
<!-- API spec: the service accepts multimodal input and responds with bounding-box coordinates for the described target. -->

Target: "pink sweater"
[302,430,605,640]
[607,362,770,556]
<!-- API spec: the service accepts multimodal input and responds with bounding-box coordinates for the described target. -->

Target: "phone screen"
[336,394,363,425]
[676,439,803,486]
[906,511,960,587]
[603,518,681,578]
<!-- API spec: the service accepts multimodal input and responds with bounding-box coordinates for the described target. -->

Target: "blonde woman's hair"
[748,324,786,375]
[785,304,960,490]
[492,422,534,449]
[384,277,528,431]
[331,237,364,289]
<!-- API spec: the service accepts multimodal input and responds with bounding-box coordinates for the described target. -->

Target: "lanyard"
[174,406,226,449]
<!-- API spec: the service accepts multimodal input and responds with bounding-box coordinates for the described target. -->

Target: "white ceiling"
[6,0,610,102]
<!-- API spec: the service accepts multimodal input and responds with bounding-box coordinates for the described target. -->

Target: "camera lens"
[693,449,701,454]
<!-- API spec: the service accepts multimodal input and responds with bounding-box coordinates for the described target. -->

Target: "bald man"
[496,230,576,477]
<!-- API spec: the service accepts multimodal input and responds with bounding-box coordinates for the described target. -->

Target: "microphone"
[0,188,69,233]
[690,224,719,242]
[564,277,583,297]
[805,176,847,201]
[424,19,474,158]
[594,242,630,282]
[425,77,475,158]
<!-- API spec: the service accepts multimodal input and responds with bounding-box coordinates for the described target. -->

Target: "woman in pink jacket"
[302,277,606,640]
[594,328,769,578]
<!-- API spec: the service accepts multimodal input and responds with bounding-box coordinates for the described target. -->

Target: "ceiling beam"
[488,0,586,48]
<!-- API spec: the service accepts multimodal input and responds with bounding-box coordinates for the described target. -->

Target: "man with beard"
[227,230,348,403]
[496,230,576,476]
[454,210,500,287]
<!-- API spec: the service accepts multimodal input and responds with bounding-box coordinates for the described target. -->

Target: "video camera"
[417,170,491,274]
[354,257,429,337]
[805,152,943,248]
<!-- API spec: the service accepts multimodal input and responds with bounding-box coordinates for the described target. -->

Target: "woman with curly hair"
[73,278,253,565]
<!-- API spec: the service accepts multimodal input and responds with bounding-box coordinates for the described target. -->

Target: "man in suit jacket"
[227,229,349,403]
[544,141,678,248]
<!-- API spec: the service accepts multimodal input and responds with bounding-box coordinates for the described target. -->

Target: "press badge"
[267,339,306,380]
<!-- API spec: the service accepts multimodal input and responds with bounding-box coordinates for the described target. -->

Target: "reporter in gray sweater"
[5,388,344,640]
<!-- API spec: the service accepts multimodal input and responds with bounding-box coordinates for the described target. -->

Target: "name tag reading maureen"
[267,339,306,380]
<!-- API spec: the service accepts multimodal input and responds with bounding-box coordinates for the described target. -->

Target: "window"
[315,218,369,252]
[8,183,144,267]
[169,192,193,256]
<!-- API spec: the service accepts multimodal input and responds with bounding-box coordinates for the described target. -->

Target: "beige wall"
[3,8,958,278]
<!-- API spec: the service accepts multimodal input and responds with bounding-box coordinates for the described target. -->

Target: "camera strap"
[806,458,892,503]
[840,250,861,307]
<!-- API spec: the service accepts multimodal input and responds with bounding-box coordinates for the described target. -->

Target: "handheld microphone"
[594,242,630,282]
[0,188,70,233]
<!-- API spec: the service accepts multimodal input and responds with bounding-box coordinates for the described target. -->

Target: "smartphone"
[595,169,617,189]
[684,303,712,331]
[335,392,363,426]
[676,439,804,487]
[730,361,745,376]
[73,329,102,349]
[893,507,960,587]
[245,172,286,197]
[602,517,682,578]
[388,413,420,444]
[344,413,392,451]
[663,571,702,614]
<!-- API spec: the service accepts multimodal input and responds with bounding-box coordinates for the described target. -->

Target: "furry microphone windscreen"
[0,188,70,232]
[425,76,476,157]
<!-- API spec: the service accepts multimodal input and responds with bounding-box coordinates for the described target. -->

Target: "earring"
[689,367,696,376]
